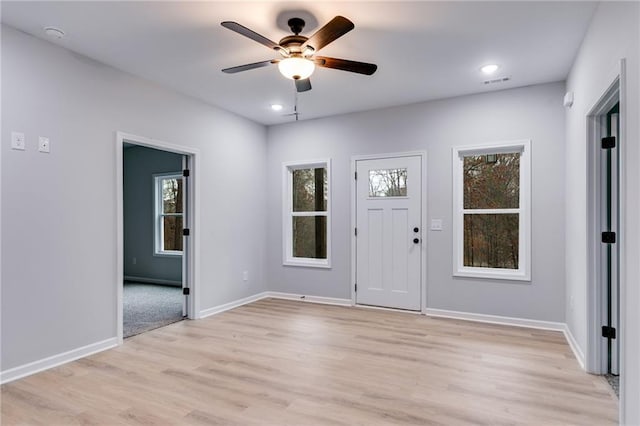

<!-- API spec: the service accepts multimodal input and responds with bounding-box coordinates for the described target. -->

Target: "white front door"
[355,155,422,310]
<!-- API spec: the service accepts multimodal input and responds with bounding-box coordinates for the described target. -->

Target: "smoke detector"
[44,27,65,39]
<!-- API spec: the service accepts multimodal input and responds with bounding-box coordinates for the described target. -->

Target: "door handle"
[413,238,420,244]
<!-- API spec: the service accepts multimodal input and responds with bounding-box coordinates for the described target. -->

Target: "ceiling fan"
[221,16,377,93]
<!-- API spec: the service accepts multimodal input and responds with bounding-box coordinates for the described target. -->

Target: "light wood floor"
[1,299,618,425]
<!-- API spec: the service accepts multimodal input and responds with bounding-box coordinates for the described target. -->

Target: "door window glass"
[369,168,407,197]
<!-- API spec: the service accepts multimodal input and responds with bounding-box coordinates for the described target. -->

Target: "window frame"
[282,159,332,268]
[452,140,531,281]
[153,172,184,257]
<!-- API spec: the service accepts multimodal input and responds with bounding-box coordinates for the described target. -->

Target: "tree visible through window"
[453,140,531,280]
[463,153,519,268]
[284,160,331,267]
[155,174,183,254]
[369,168,407,197]
[292,167,327,259]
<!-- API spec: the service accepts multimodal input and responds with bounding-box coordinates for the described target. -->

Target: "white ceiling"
[2,1,597,125]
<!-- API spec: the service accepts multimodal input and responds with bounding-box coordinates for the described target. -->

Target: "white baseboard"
[424,308,566,331]
[0,337,118,385]
[354,303,421,314]
[563,324,586,370]
[4,296,583,386]
[198,291,351,319]
[266,291,352,307]
[124,275,181,286]
[199,292,270,318]
[425,308,585,371]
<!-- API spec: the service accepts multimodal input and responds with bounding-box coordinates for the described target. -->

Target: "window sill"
[454,268,530,282]
[154,251,183,258]
[283,258,331,269]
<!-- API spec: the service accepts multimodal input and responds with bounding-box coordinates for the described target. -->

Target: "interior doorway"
[587,77,622,398]
[116,132,199,344]
[122,144,187,337]
[353,153,425,311]
[601,102,620,385]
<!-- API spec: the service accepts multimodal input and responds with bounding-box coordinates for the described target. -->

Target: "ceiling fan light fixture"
[278,56,315,80]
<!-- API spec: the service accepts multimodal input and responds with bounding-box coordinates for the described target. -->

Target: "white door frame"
[115,131,201,344]
[350,151,428,312]
[586,62,625,377]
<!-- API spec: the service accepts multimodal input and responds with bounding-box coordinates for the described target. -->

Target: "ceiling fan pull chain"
[294,86,299,121]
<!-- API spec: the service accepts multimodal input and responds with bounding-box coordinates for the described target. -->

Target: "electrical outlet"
[11,132,25,150]
[242,271,249,281]
[132,257,137,265]
[38,136,50,153]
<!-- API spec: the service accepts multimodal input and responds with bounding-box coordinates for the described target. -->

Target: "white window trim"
[153,172,183,257]
[282,159,332,268]
[452,140,531,281]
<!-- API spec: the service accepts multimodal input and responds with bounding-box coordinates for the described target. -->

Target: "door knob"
[413,227,419,233]
[413,238,420,244]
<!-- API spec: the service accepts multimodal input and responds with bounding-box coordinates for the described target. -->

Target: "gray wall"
[1,25,268,370]
[564,2,640,422]
[123,145,183,284]
[267,82,566,322]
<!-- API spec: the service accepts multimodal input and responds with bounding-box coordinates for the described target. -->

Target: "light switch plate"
[430,219,443,231]
[11,132,25,150]
[38,136,50,153]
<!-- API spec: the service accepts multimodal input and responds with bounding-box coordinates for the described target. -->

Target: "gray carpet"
[606,374,619,398]
[123,282,184,338]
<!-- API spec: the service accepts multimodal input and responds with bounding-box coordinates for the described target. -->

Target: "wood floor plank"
[1,299,618,425]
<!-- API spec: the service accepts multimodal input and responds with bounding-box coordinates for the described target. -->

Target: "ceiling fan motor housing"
[278,35,307,54]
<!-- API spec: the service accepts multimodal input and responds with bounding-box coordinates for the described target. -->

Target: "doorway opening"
[351,152,427,311]
[600,101,620,395]
[123,144,186,337]
[116,132,199,343]
[587,77,622,398]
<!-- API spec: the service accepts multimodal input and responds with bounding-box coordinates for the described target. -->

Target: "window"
[369,168,407,197]
[283,160,331,268]
[452,140,531,280]
[154,173,184,256]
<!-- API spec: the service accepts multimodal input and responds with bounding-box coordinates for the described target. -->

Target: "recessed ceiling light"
[481,64,499,74]
[271,104,283,111]
[44,26,65,39]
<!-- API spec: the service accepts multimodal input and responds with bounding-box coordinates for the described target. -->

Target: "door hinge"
[601,136,616,149]
[601,231,616,244]
[354,283,357,292]
[602,325,616,339]
[183,287,190,296]
[183,228,190,236]
[355,171,357,180]
[183,169,190,177]
[354,227,357,237]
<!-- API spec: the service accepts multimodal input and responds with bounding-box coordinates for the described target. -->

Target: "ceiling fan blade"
[301,16,354,52]
[315,56,378,75]
[221,21,281,51]
[222,60,275,74]
[295,78,312,92]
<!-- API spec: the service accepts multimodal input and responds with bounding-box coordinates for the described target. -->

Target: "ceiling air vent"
[483,76,510,85]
